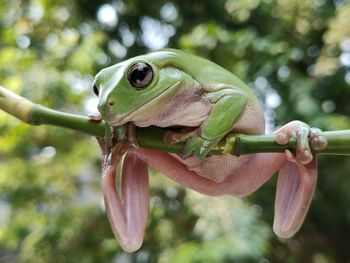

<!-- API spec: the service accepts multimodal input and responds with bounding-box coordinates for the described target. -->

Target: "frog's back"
[148,49,251,92]
[146,49,265,134]
[149,50,262,109]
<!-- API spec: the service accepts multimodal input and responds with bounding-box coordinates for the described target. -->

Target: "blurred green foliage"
[0,0,350,262]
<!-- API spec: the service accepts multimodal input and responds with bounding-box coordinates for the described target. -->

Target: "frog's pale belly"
[171,154,251,183]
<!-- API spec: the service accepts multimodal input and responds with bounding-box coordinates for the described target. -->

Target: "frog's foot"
[164,127,197,144]
[164,128,217,159]
[275,122,327,164]
[182,135,219,159]
[272,121,327,238]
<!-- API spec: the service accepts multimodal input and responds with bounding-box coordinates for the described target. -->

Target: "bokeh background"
[1,0,350,262]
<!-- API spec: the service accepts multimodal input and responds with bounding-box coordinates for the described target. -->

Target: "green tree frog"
[91,49,327,252]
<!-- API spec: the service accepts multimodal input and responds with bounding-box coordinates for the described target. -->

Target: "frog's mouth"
[107,80,182,126]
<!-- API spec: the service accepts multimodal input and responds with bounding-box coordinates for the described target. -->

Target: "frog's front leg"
[182,88,247,159]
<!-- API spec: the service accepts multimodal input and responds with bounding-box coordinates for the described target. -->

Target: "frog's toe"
[164,128,199,145]
[181,149,194,160]
[275,121,317,165]
[182,136,216,160]
[309,127,328,151]
[181,136,203,159]
[284,148,312,164]
[296,148,313,165]
[295,125,314,165]
[276,132,290,145]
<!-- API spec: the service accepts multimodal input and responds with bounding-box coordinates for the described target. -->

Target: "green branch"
[1,85,350,156]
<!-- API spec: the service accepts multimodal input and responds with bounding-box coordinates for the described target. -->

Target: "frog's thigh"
[202,89,247,140]
[134,148,285,196]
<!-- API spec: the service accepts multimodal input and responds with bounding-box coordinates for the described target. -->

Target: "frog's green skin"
[93,49,327,252]
[95,49,264,158]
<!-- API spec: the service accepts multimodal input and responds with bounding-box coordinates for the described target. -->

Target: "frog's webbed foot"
[181,136,219,159]
[273,121,327,238]
[276,124,327,164]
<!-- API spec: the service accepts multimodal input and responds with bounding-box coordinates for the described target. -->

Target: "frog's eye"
[93,84,99,96]
[127,62,154,89]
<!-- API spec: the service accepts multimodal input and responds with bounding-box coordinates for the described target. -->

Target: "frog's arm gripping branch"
[1,85,350,156]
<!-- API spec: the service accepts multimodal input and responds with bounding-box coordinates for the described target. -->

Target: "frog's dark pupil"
[128,62,153,88]
[93,84,99,96]
[131,66,148,83]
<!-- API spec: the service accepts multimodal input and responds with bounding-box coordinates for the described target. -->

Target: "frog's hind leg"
[273,121,327,238]
[273,159,317,238]
[102,152,149,252]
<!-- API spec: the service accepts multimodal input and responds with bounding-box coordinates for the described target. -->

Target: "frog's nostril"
[108,100,115,107]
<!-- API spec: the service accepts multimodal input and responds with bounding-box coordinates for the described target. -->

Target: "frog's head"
[93,50,189,126]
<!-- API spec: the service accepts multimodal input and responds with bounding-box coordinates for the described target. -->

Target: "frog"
[91,49,327,252]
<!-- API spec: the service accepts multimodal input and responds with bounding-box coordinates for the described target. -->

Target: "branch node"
[0,86,35,123]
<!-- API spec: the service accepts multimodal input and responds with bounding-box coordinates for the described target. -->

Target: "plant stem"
[135,126,350,156]
[32,105,106,137]
[1,85,350,156]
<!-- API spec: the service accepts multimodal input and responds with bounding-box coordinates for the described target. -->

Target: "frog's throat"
[107,80,182,126]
